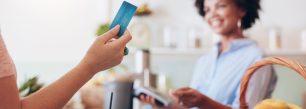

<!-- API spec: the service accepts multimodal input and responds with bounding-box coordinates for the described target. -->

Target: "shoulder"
[239,40,265,61]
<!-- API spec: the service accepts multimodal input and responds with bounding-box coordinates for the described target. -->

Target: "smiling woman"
[139,0,277,108]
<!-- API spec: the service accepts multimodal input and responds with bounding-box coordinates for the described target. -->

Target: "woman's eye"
[217,4,227,8]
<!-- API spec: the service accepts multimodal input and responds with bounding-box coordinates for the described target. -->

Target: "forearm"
[21,64,95,109]
[0,35,21,109]
[0,36,16,78]
[0,75,22,109]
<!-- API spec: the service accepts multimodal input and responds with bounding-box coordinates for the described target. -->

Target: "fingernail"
[111,25,120,30]
[124,30,129,34]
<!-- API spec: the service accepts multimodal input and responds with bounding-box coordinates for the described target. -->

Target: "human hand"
[173,87,207,108]
[79,25,132,75]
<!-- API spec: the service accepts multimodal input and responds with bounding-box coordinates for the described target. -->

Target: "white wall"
[250,0,306,49]
[0,0,111,63]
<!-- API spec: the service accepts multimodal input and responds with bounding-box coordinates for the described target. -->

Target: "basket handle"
[239,57,306,109]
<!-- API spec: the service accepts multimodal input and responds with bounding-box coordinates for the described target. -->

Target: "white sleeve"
[232,65,277,108]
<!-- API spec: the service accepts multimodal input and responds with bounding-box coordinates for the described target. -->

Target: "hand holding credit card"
[109,1,137,55]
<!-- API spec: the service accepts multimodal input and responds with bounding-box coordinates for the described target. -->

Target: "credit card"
[109,1,137,36]
[109,1,137,55]
[134,87,173,107]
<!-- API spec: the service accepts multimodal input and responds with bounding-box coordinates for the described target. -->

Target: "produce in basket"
[239,57,306,109]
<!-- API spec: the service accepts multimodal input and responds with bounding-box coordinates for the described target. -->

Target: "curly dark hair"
[195,0,261,30]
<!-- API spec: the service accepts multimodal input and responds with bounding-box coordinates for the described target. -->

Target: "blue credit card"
[109,1,137,37]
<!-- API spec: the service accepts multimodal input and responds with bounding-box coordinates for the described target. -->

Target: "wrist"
[198,96,208,109]
[76,61,96,77]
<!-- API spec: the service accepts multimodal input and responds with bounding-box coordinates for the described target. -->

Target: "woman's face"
[204,0,245,35]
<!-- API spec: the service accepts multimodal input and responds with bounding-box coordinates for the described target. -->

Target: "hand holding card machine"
[109,1,137,55]
[134,87,173,107]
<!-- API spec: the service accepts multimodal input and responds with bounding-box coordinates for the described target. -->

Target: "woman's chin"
[212,29,227,35]
[212,27,235,36]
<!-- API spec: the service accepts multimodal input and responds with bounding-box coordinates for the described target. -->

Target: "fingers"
[149,96,156,105]
[105,30,132,48]
[173,87,191,97]
[169,89,179,101]
[182,102,194,108]
[172,87,196,107]
[100,25,120,43]
[139,95,157,105]
[146,95,151,103]
[172,88,205,108]
[112,30,132,47]
[106,38,116,44]
[176,87,191,91]
[140,95,145,101]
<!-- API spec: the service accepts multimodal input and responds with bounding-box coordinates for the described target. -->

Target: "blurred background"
[0,0,306,108]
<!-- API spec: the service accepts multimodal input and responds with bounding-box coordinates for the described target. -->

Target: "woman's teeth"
[211,20,221,27]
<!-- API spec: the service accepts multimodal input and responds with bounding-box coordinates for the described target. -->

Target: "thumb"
[169,89,178,100]
[112,30,132,47]
[173,88,189,98]
[99,25,120,43]
[168,89,175,97]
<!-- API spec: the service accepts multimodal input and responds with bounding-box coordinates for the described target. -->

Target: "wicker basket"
[239,57,306,109]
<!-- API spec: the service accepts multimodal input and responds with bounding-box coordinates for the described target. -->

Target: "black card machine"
[134,87,172,107]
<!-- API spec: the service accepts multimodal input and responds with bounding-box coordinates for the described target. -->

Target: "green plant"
[96,23,110,36]
[19,76,44,97]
